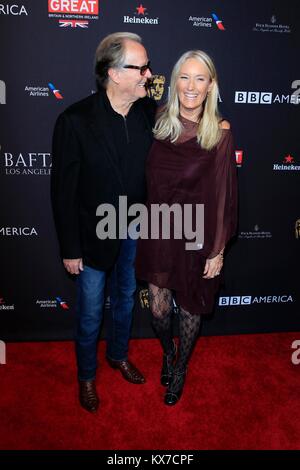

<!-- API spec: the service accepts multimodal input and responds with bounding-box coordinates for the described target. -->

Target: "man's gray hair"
[94,32,142,89]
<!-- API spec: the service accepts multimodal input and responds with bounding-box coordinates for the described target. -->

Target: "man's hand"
[203,253,223,279]
[63,258,83,275]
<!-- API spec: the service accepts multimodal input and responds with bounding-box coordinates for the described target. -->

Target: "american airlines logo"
[36,297,69,309]
[24,83,63,99]
[219,295,293,306]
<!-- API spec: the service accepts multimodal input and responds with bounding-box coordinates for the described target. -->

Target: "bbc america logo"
[235,90,300,104]
[219,296,252,305]
[235,91,273,104]
[219,295,293,306]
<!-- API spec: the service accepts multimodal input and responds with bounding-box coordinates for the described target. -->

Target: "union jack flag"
[59,20,89,28]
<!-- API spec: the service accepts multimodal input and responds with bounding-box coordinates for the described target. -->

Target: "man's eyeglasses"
[123,61,152,76]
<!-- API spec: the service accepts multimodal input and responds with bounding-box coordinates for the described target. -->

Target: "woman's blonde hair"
[154,50,222,150]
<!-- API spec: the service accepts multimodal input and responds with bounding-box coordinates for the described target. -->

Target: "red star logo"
[136,4,146,15]
[284,154,294,163]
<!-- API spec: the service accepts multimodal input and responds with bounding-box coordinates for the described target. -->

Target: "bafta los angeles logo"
[147,74,165,101]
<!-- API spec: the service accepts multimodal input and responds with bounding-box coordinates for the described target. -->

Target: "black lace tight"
[149,285,173,354]
[176,306,201,371]
[149,284,201,371]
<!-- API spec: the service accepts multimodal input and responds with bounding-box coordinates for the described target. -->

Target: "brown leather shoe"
[107,358,146,384]
[79,379,99,413]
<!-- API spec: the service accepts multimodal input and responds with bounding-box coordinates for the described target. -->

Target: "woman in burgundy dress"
[136,50,238,405]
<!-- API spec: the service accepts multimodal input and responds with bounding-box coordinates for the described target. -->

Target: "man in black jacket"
[51,32,155,413]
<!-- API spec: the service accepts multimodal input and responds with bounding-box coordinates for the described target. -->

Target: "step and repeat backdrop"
[0,0,299,340]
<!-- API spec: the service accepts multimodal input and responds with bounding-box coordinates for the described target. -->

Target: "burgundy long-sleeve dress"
[135,116,238,315]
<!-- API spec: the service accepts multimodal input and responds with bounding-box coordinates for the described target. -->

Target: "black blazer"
[51,90,156,270]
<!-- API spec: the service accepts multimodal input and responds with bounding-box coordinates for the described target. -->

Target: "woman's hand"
[203,251,224,279]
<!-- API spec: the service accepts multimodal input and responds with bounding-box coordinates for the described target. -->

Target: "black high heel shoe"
[164,368,187,406]
[161,340,177,387]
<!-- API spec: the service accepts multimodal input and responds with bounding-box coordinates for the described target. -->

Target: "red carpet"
[1,332,300,450]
